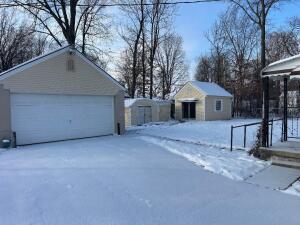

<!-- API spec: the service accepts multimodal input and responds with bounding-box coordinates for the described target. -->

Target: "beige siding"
[174,83,205,120]
[158,104,171,121]
[205,96,232,120]
[125,108,131,126]
[126,99,159,126]
[0,52,120,95]
[0,50,125,140]
[114,91,125,134]
[0,84,11,142]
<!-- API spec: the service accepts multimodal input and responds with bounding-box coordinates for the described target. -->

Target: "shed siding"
[0,85,11,142]
[205,96,232,120]
[127,99,159,126]
[158,104,171,121]
[174,83,205,120]
[0,52,120,96]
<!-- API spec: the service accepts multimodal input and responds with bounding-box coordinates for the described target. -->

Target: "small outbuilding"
[125,98,171,126]
[174,81,232,121]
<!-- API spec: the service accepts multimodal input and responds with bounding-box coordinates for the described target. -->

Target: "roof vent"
[67,58,75,72]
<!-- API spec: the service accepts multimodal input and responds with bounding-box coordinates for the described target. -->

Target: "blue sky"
[174,0,300,78]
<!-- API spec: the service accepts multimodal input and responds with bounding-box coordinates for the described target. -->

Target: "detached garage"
[125,98,171,126]
[0,46,125,146]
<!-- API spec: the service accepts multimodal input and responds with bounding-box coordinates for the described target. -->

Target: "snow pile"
[133,119,282,150]
[283,180,300,197]
[137,136,270,181]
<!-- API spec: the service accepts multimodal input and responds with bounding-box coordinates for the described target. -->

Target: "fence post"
[230,125,233,151]
[243,125,247,148]
[270,119,273,146]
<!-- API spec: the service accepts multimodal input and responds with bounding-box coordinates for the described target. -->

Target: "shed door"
[11,94,114,145]
[138,106,152,125]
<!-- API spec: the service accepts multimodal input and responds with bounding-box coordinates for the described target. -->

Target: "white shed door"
[11,94,114,145]
[138,106,152,125]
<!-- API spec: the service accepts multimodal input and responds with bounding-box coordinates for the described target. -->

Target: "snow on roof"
[189,81,232,97]
[125,98,170,107]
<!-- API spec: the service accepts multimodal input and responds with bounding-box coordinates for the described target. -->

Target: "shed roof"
[125,98,170,107]
[189,81,232,97]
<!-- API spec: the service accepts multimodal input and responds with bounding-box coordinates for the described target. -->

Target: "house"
[125,98,171,126]
[174,81,233,121]
[0,46,125,146]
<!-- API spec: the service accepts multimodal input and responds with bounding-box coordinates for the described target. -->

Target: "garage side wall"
[0,84,11,141]
[205,96,232,120]
[125,108,131,127]
[114,91,125,134]
[174,83,205,120]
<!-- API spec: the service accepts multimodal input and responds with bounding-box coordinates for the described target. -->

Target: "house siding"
[0,52,120,96]
[174,83,205,120]
[205,96,232,120]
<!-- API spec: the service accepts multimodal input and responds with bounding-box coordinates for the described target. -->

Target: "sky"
[110,0,300,79]
[174,0,300,79]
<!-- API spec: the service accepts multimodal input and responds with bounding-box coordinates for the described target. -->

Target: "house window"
[215,100,222,112]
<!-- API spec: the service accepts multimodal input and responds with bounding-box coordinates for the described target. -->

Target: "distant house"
[125,98,171,126]
[0,45,125,146]
[174,81,233,121]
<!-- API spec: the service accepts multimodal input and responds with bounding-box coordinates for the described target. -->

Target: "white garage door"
[11,94,114,145]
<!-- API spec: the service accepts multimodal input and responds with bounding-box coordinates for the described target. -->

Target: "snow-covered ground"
[284,180,300,197]
[0,135,300,225]
[137,135,269,181]
[129,119,283,150]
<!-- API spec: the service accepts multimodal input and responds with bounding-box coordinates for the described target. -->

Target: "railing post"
[243,125,247,148]
[270,119,273,146]
[230,125,233,152]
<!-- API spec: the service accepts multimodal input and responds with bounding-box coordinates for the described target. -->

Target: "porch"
[260,54,300,168]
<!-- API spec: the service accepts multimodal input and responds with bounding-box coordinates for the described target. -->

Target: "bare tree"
[195,55,212,82]
[230,0,284,69]
[0,8,46,72]
[147,0,173,99]
[156,34,188,99]
[13,0,111,63]
[266,30,299,63]
[119,0,146,98]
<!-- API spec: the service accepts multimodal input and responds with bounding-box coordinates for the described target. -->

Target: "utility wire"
[0,0,224,8]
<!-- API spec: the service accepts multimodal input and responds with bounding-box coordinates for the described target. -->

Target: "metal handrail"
[230,118,282,151]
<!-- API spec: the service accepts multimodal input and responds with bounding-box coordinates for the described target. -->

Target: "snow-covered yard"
[129,119,283,150]
[0,135,300,225]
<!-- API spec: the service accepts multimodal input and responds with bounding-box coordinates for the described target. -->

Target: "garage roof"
[190,81,232,97]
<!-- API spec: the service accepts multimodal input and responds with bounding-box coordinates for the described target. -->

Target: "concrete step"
[271,156,300,169]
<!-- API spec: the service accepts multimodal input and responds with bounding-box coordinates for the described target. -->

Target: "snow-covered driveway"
[0,135,300,225]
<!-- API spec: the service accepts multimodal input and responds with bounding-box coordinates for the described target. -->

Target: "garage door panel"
[11,94,114,145]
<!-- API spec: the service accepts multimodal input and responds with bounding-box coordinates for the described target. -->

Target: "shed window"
[215,100,222,112]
